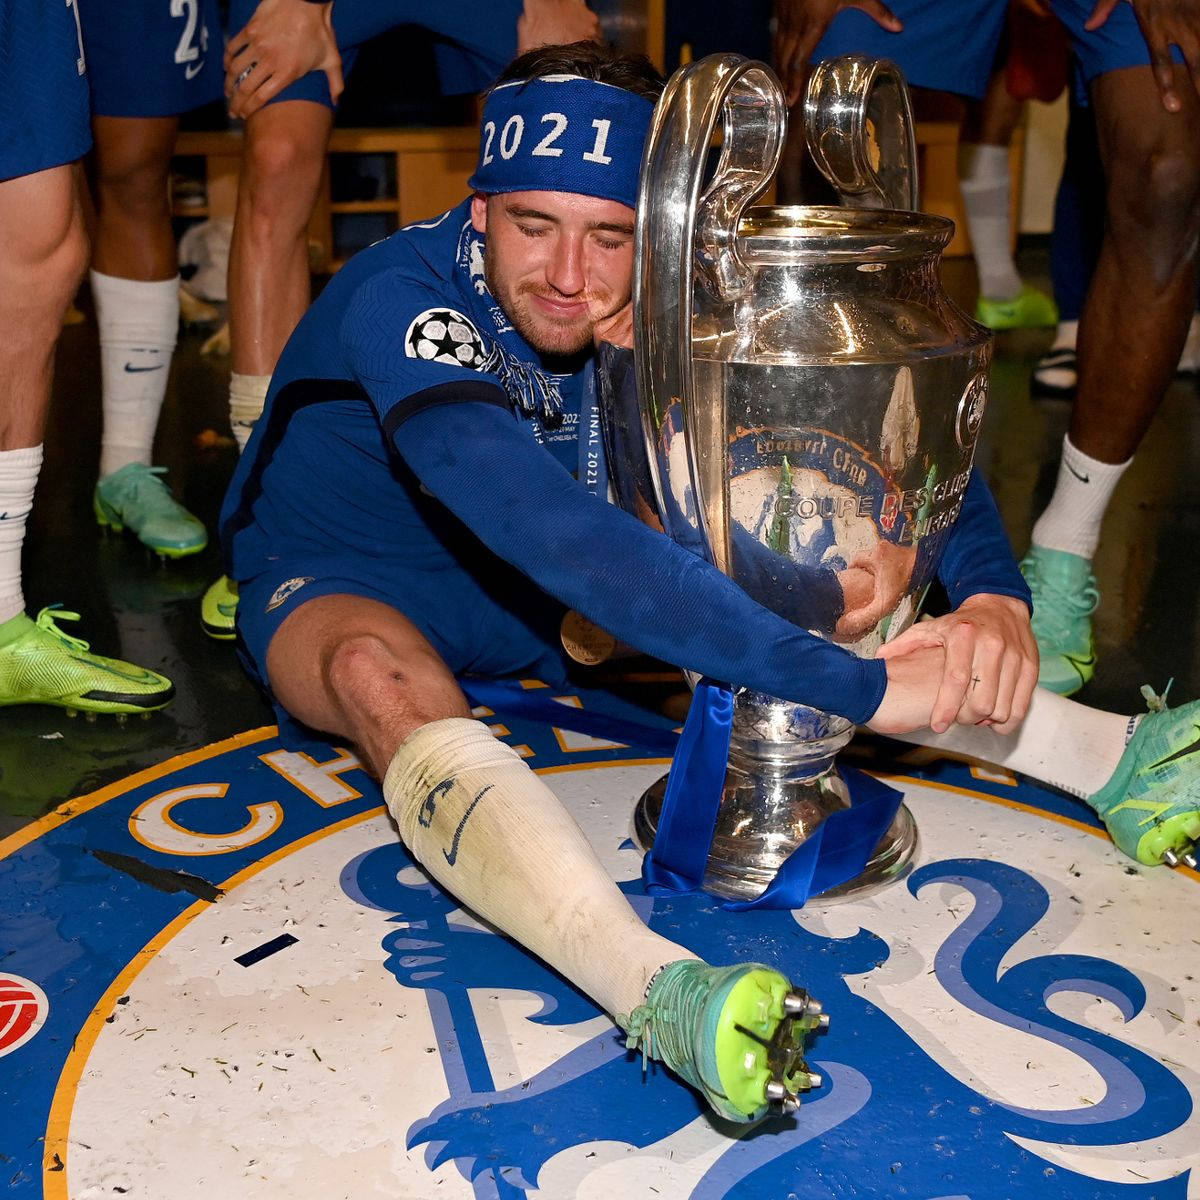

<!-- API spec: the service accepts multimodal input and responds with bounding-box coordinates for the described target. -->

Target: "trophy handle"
[634,53,786,562]
[804,55,918,211]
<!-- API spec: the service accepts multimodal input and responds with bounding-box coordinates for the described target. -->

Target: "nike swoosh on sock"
[443,784,493,866]
[124,363,165,373]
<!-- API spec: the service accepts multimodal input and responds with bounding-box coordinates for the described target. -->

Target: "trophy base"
[632,767,918,904]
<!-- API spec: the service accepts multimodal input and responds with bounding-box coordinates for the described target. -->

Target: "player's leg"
[1023,6,1200,691]
[904,685,1200,868]
[261,590,823,1119]
[0,165,173,714]
[227,99,333,449]
[89,115,207,559]
[959,70,1057,330]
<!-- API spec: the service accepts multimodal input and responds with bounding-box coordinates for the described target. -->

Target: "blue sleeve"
[390,401,889,724]
[936,469,1032,611]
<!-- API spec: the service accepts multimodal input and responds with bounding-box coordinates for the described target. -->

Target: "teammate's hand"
[864,643,946,735]
[518,0,600,54]
[1086,0,1200,112]
[773,0,902,105]
[875,593,1038,734]
[593,301,633,349]
[225,0,344,119]
[833,539,916,641]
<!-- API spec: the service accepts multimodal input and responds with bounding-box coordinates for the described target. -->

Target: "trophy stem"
[632,757,919,904]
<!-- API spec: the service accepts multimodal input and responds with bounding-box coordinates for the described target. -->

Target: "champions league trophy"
[598,55,992,902]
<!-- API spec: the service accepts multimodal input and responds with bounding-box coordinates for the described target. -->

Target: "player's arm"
[225,0,344,118]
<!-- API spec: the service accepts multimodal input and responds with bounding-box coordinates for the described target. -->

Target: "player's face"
[471,191,635,358]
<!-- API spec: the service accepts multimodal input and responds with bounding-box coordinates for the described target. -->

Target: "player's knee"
[95,160,172,224]
[242,128,324,220]
[1109,141,1200,242]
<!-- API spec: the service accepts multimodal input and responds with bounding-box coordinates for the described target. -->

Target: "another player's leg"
[1024,65,1200,693]
[89,115,207,560]
[201,101,334,638]
[904,686,1200,868]
[0,165,173,714]
[959,71,1057,331]
[264,593,825,1119]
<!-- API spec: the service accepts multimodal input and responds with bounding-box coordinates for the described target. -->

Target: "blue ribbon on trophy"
[642,679,903,910]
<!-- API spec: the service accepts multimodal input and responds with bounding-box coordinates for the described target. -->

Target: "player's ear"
[470,193,488,235]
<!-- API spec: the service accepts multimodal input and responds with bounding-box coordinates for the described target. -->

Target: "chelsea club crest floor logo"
[1,681,1198,1199]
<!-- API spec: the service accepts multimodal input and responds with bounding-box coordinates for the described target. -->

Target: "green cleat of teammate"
[1021,545,1099,696]
[0,607,174,715]
[1087,686,1200,868]
[200,574,238,640]
[975,285,1059,332]
[623,961,826,1122]
[94,462,207,559]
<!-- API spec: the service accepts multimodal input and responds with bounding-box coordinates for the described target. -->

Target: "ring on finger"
[235,60,259,88]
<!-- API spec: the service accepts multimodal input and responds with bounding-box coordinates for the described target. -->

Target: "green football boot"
[1021,544,1099,696]
[975,285,1059,331]
[94,462,208,559]
[200,575,238,641]
[0,607,174,715]
[622,960,826,1122]
[1087,685,1200,869]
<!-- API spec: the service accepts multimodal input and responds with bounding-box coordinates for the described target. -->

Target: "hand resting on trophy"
[871,592,1039,736]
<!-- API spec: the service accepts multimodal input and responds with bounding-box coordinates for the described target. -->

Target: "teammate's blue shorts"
[0,0,91,181]
[226,0,522,109]
[78,0,223,118]
[236,552,571,727]
[814,0,1182,100]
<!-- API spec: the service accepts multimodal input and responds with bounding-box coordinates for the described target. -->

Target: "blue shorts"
[0,0,91,180]
[226,0,520,108]
[78,0,223,118]
[236,552,571,720]
[814,0,1180,100]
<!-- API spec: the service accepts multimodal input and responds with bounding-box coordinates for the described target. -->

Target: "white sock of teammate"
[0,445,42,624]
[383,718,699,1022]
[92,271,180,478]
[229,373,271,452]
[903,687,1134,799]
[958,143,1022,302]
[1031,435,1131,559]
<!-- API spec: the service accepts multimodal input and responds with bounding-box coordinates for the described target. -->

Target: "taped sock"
[229,373,271,452]
[0,444,42,623]
[383,717,697,1020]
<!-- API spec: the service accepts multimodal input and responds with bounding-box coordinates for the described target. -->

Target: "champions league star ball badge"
[405,308,487,368]
[2,684,1199,1199]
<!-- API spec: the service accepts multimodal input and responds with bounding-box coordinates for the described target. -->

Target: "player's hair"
[493,40,664,103]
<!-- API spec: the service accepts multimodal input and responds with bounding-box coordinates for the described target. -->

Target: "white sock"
[0,445,43,624]
[229,373,271,453]
[1050,319,1078,351]
[1031,435,1131,559]
[958,143,1023,302]
[383,718,697,1021]
[902,688,1133,799]
[92,271,180,478]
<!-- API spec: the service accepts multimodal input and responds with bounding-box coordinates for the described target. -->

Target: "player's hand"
[1086,0,1200,112]
[773,0,903,105]
[225,0,344,119]
[875,593,1038,734]
[833,539,916,641]
[517,0,600,54]
[865,643,946,735]
[593,301,634,350]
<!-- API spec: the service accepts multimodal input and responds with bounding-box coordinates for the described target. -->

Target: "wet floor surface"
[4,244,1199,835]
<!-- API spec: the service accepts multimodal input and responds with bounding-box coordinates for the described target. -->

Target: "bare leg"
[228,99,332,378]
[1072,65,1200,464]
[90,115,178,281]
[0,164,88,450]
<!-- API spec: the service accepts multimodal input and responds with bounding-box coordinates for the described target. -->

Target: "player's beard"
[485,246,617,358]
